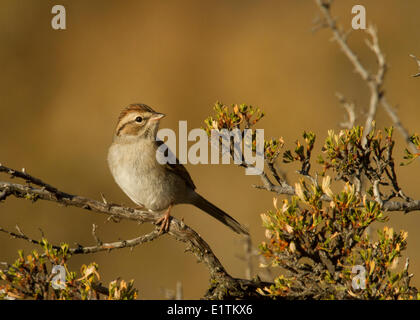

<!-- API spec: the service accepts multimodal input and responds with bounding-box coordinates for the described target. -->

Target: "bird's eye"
[135,116,143,123]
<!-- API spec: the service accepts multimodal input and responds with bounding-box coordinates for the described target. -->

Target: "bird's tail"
[191,193,249,235]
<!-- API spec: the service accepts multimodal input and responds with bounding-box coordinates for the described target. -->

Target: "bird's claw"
[156,206,172,234]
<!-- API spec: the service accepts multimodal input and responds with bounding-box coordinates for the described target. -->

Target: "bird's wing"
[155,139,196,190]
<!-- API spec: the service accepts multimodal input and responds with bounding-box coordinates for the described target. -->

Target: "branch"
[0,225,160,254]
[253,174,420,214]
[0,164,271,299]
[382,199,420,213]
[313,0,417,153]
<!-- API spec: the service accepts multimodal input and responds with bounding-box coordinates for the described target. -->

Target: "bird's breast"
[107,139,180,211]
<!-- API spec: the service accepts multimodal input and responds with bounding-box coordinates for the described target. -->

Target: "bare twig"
[0,164,69,199]
[70,230,161,254]
[0,225,161,254]
[336,93,356,129]
[313,0,417,154]
[0,226,49,248]
[363,25,386,143]
[409,54,420,77]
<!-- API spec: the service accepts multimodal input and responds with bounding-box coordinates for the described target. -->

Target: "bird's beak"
[150,113,165,122]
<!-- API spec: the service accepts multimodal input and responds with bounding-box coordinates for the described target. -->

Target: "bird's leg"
[156,204,173,234]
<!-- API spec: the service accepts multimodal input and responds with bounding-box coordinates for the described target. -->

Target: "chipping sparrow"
[107,103,248,235]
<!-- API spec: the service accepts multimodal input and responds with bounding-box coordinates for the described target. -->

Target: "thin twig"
[336,93,356,129]
[409,54,420,77]
[0,225,161,254]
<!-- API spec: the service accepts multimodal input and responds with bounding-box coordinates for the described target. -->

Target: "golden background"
[1,0,419,299]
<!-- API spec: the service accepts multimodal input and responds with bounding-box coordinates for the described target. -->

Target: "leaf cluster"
[0,239,138,300]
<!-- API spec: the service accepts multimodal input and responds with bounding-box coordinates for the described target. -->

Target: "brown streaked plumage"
[117,103,155,123]
[107,103,249,235]
[115,103,164,138]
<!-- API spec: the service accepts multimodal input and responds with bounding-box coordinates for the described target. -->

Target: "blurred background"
[0,0,419,299]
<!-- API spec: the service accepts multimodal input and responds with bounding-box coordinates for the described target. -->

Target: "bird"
[107,103,249,235]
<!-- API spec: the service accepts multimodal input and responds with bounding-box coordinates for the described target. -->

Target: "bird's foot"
[156,205,172,234]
